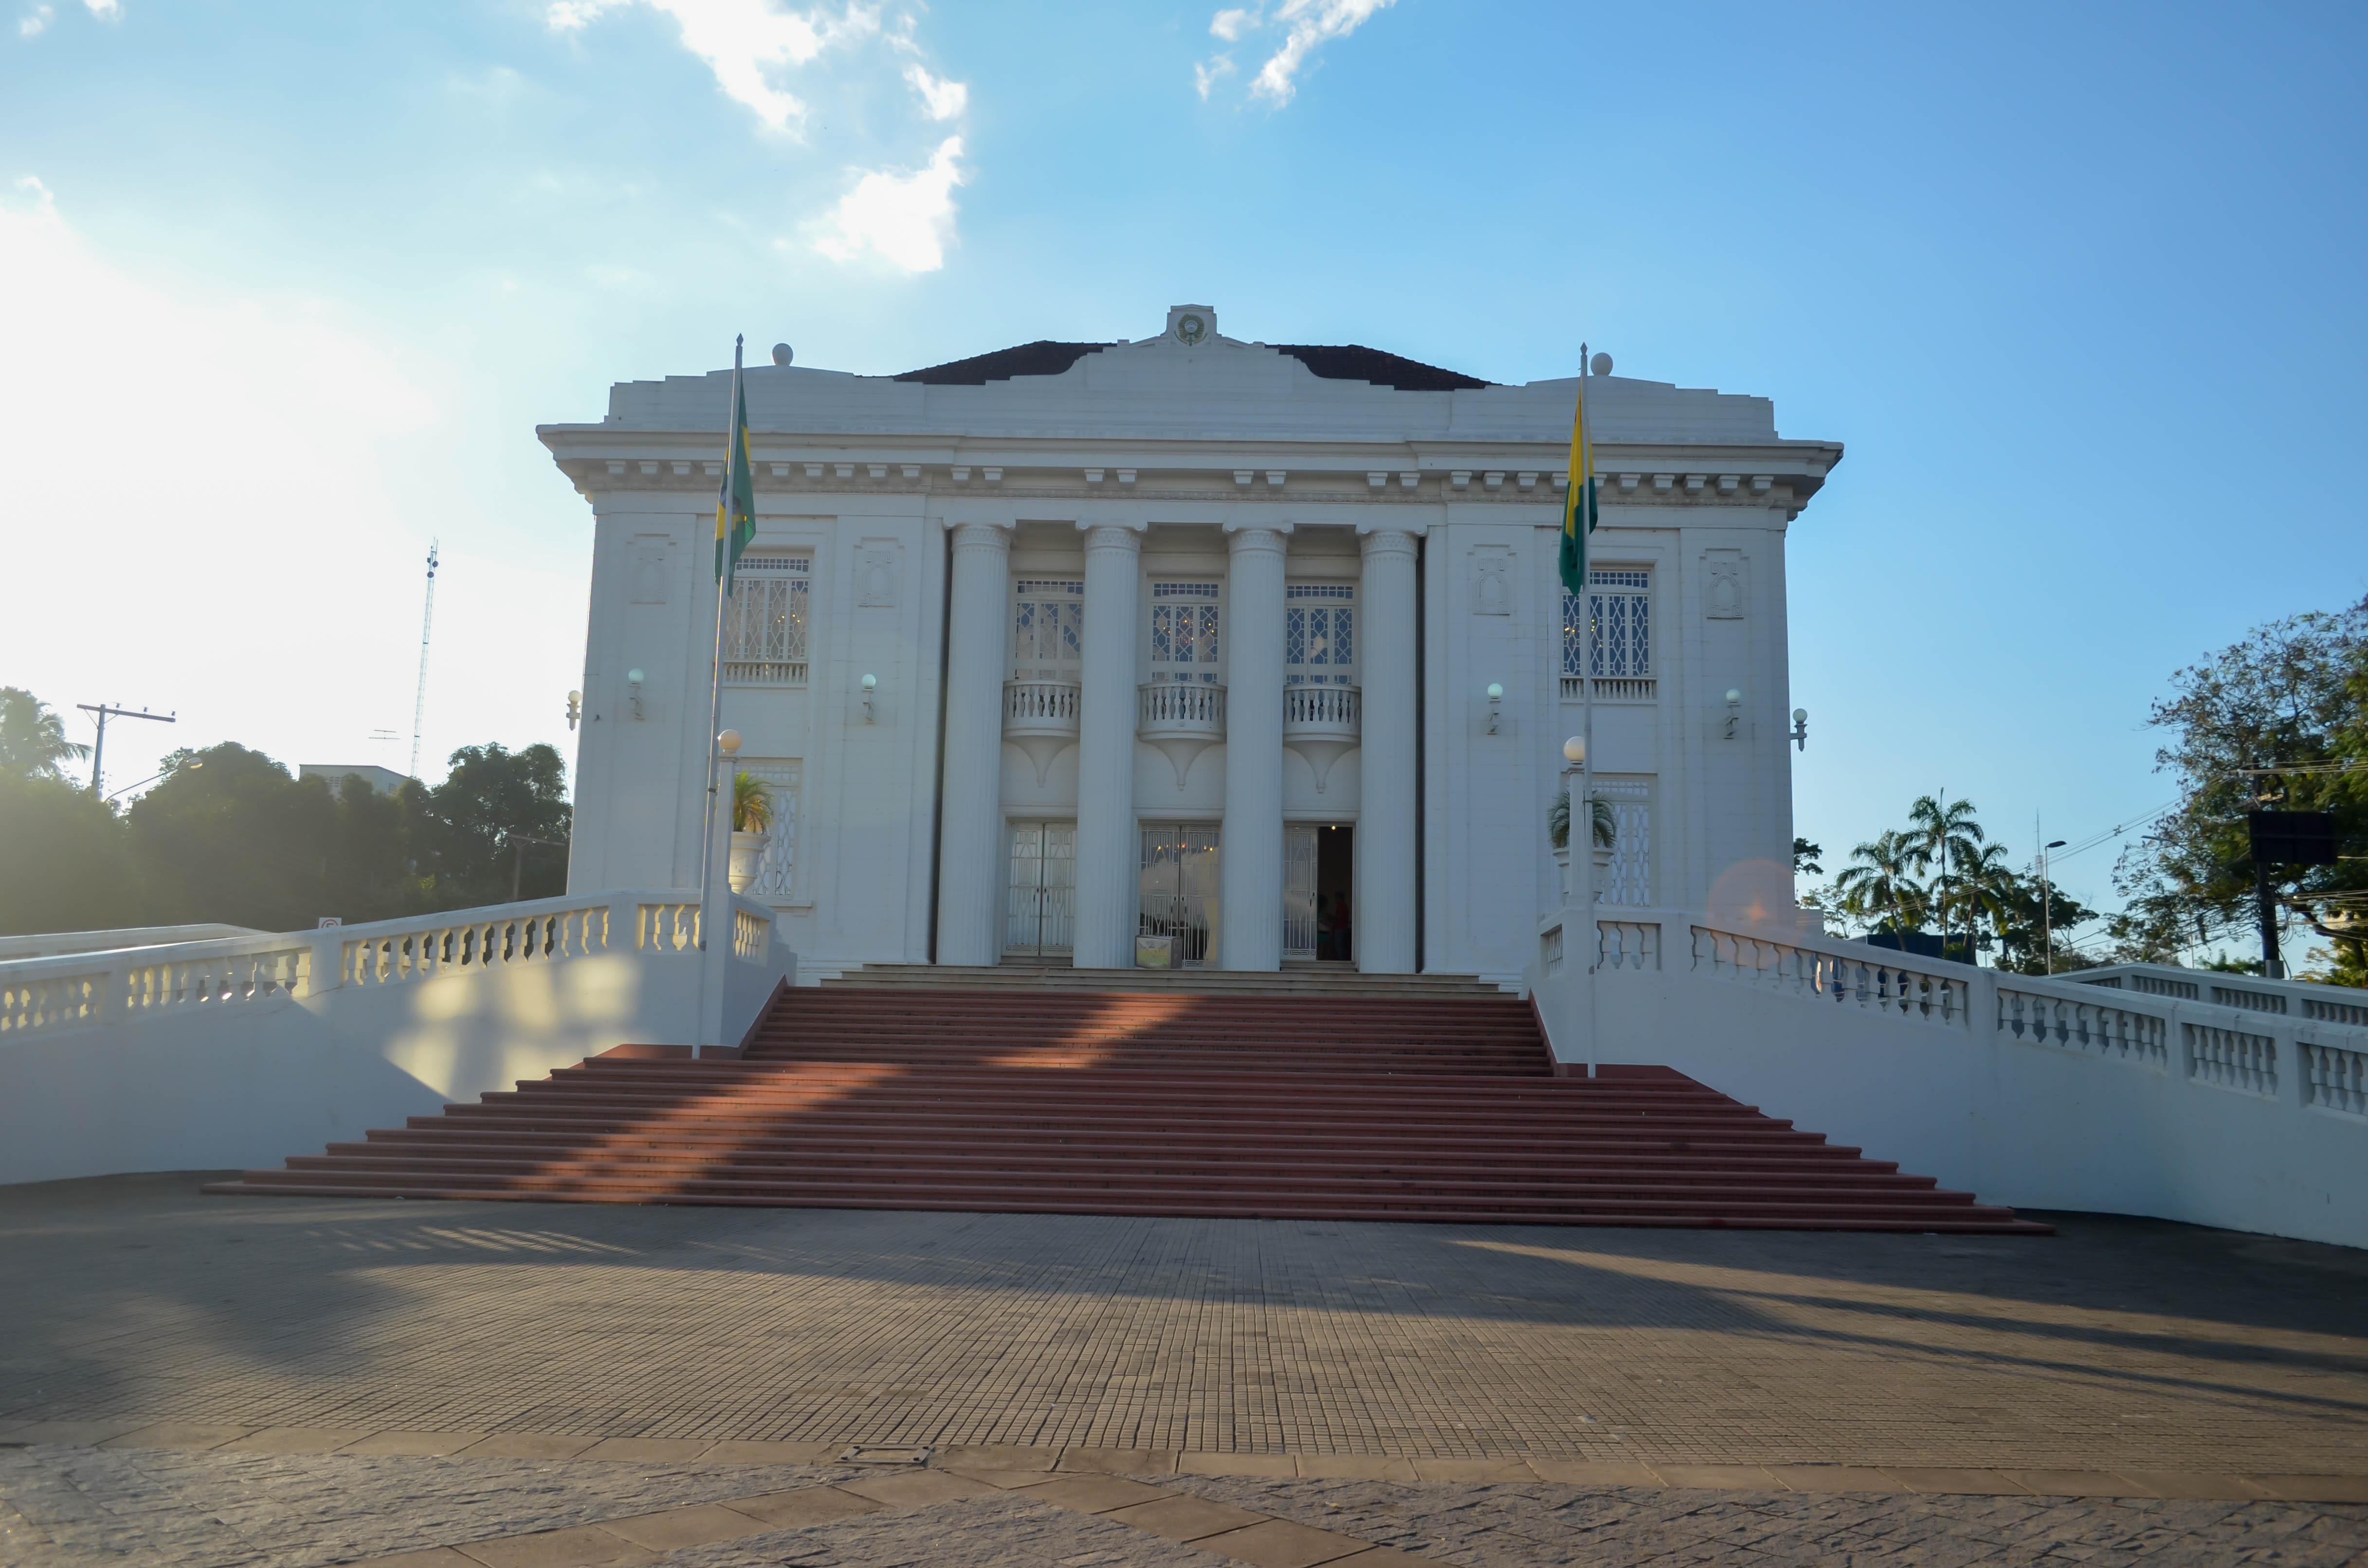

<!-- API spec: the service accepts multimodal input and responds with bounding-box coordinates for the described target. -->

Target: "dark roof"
[893,339,1492,391]
[1272,344,1491,391]
[894,341,1109,385]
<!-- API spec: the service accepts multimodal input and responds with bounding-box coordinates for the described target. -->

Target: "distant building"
[541,305,1842,979]
[300,763,410,796]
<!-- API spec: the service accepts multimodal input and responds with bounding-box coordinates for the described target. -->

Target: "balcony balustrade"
[1138,681,1226,789]
[1283,683,1361,791]
[1002,679,1080,784]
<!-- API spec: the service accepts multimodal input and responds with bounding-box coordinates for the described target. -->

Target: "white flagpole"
[693,335,742,1054]
[1578,345,1598,1080]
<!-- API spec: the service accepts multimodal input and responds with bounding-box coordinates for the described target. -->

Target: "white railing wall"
[0,891,792,1186]
[1524,906,2368,1250]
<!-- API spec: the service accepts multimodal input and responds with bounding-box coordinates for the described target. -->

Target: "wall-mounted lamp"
[860,672,878,723]
[1485,682,1504,735]
[1790,707,1809,751]
[626,668,645,721]
[566,690,582,731]
[1724,688,1742,741]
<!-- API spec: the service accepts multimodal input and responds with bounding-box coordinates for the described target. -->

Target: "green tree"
[0,773,142,935]
[1792,837,1823,876]
[1907,794,1985,955]
[0,687,90,783]
[411,743,572,907]
[2111,596,2368,974]
[1834,829,1928,937]
[126,745,342,930]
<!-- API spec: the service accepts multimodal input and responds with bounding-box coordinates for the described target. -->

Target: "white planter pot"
[728,830,769,894]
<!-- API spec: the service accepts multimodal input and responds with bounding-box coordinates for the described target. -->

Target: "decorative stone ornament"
[1166,304,1216,345]
[728,830,768,893]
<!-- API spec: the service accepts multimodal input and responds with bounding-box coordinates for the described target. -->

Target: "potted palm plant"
[1548,789,1617,900]
[727,771,773,894]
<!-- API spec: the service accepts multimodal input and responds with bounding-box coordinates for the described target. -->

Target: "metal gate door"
[1139,823,1220,965]
[1282,825,1319,959]
[1005,822,1076,956]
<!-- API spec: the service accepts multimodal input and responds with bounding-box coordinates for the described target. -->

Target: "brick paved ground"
[3,1173,2366,1564]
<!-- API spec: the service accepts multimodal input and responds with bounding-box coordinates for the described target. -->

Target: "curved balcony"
[1003,679,1080,784]
[1138,681,1226,789]
[1284,683,1361,792]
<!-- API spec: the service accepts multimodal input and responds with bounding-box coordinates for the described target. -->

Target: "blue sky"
[3,0,2364,942]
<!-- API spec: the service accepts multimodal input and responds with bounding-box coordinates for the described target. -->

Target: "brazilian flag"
[1556,372,1597,599]
[715,339,757,591]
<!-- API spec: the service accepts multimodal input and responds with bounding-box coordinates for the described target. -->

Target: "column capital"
[1355,519,1428,539]
[931,500,1018,530]
[1080,522,1145,555]
[1075,515,1149,536]
[1222,523,1292,554]
[947,519,1014,554]
[1357,526,1421,559]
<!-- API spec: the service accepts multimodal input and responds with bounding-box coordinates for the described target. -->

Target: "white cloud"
[19,5,52,36]
[812,134,963,271]
[79,0,116,16]
[546,0,878,133]
[901,62,965,121]
[1198,0,1394,107]
[1209,7,1255,42]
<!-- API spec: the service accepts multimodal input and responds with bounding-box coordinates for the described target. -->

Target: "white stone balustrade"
[1137,681,1227,788]
[1002,678,1082,785]
[1996,985,2168,1067]
[1518,904,2368,1250]
[0,890,793,1186]
[1282,684,1360,792]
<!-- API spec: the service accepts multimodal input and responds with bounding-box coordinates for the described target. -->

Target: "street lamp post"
[2040,838,2066,974]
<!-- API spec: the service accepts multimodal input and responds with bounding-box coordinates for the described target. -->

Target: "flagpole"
[693,335,743,1053]
[1578,345,1598,1081]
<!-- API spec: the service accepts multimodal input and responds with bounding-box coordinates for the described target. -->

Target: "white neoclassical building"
[540,306,1842,980]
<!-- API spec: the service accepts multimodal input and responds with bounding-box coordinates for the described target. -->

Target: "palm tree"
[1835,829,1926,937]
[0,687,90,783]
[731,771,773,834]
[1908,794,1985,954]
[1954,841,2018,962]
[1548,789,1616,850]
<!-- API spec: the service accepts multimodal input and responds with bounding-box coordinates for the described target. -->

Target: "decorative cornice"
[563,459,1811,513]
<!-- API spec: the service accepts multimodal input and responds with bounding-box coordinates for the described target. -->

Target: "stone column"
[1357,527,1420,973]
[1071,524,1142,970]
[932,521,1011,967]
[1220,525,1289,971]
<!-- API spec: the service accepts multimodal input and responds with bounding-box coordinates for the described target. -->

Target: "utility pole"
[410,540,439,780]
[77,703,175,798]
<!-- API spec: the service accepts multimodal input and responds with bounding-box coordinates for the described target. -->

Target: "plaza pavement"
[2,1173,2364,1566]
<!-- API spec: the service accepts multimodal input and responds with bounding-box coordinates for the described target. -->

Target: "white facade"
[539,306,1843,980]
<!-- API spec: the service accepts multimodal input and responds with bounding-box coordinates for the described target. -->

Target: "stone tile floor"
[2,1174,2365,1565]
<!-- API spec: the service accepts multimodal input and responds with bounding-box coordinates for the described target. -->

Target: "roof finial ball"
[1589,351,1613,378]
[771,343,794,367]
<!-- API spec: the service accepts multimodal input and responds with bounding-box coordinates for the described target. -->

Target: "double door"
[1138,823,1220,965]
[1004,822,1075,957]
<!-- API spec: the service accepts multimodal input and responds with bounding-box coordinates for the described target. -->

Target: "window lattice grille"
[1285,584,1354,685]
[1562,569,1651,696]
[1012,581,1084,677]
[740,760,801,904]
[724,557,812,685]
[1150,583,1220,683]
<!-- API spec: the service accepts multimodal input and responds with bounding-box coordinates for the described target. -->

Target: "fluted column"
[933,521,1011,967]
[1220,525,1289,970]
[1072,523,1142,970]
[1357,527,1419,972]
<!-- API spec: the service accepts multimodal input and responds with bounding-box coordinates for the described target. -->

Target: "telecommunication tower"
[409,540,438,779]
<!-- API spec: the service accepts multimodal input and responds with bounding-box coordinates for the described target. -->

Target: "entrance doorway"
[1283,824,1355,962]
[1138,823,1220,965]
[1005,821,1075,958]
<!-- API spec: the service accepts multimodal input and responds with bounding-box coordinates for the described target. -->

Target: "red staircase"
[206,979,2049,1233]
